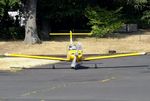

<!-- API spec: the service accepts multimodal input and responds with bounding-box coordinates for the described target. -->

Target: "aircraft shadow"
[23,64,149,70]
[75,64,149,70]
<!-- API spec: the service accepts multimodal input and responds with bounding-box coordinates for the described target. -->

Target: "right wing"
[83,52,146,61]
[4,53,69,61]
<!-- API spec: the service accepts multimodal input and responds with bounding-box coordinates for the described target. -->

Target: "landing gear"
[71,64,80,70]
[71,55,77,69]
[52,64,55,69]
[94,64,98,69]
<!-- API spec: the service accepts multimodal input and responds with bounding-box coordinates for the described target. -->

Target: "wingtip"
[140,52,146,55]
[4,53,11,56]
[4,53,8,56]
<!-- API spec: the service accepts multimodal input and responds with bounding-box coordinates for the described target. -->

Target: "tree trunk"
[24,0,41,44]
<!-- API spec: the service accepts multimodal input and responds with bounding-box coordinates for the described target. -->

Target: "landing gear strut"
[71,55,77,69]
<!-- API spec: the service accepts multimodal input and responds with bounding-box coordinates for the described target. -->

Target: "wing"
[83,52,146,61]
[4,53,69,61]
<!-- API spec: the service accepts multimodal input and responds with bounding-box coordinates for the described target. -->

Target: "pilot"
[68,44,77,50]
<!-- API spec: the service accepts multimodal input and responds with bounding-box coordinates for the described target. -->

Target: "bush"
[0,27,24,40]
[9,27,24,39]
[85,7,124,37]
[141,10,150,28]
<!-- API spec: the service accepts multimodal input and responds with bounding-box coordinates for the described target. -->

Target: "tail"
[70,30,73,44]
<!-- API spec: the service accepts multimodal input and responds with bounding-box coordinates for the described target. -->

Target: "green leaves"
[141,10,150,24]
[85,7,123,37]
[0,0,20,8]
[0,0,20,39]
[37,0,87,22]
[133,0,147,4]
[0,7,3,16]
[0,0,20,16]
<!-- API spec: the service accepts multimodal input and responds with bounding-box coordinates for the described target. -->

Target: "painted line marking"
[100,77,116,83]
[50,87,56,90]
[21,92,31,96]
[20,84,67,97]
[101,79,111,83]
[31,91,37,94]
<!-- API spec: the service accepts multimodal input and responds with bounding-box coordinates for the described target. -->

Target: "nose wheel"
[71,55,76,68]
[71,64,81,70]
[71,55,81,70]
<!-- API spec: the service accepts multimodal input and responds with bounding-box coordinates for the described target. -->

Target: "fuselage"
[66,43,83,62]
[67,49,83,62]
[68,31,83,68]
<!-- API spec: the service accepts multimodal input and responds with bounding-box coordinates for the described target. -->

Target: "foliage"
[37,0,87,20]
[114,0,149,24]
[0,26,24,40]
[140,0,150,26]
[127,0,147,8]
[0,0,20,25]
[0,7,3,16]
[85,7,123,37]
[1,0,150,40]
[141,10,150,24]
[0,0,20,11]
[0,0,20,39]
[9,27,24,39]
[115,0,148,8]
[37,0,90,31]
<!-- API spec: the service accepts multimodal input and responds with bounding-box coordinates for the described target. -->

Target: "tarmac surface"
[0,55,150,101]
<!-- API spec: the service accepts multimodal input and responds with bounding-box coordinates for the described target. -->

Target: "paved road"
[0,55,150,101]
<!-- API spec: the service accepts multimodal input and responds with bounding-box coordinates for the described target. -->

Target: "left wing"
[83,52,146,61]
[4,53,69,61]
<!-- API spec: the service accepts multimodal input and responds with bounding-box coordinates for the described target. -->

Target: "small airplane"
[4,31,146,69]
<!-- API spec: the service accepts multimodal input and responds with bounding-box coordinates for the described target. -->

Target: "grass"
[1,33,150,55]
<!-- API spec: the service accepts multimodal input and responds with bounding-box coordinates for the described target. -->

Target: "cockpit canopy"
[68,43,82,50]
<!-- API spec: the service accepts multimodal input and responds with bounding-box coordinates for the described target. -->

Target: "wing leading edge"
[83,52,146,61]
[4,53,69,61]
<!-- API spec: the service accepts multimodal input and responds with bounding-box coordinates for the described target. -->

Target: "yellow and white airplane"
[4,31,146,69]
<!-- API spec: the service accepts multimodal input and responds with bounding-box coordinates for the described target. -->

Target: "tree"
[141,0,150,26]
[24,0,41,44]
[85,7,123,37]
[37,0,90,32]
[0,0,19,19]
[0,0,20,39]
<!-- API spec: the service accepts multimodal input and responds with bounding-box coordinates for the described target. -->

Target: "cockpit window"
[68,43,82,50]
[69,45,77,50]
